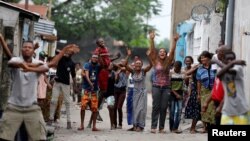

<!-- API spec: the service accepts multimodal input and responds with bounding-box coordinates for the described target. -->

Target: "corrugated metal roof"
[34,19,55,35]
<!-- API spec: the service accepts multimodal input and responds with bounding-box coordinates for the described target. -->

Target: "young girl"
[103,63,119,129]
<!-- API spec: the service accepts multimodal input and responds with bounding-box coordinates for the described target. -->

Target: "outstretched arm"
[144,49,153,73]
[148,31,157,63]
[0,33,12,59]
[166,35,179,67]
[22,44,79,73]
[217,60,246,78]
[211,58,225,68]
[185,64,199,75]
[47,44,79,68]
[111,52,121,62]
[124,48,133,73]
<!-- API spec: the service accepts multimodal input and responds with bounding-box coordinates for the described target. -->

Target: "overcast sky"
[148,0,172,42]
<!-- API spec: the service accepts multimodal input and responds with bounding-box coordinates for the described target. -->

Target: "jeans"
[169,97,182,131]
[127,87,134,125]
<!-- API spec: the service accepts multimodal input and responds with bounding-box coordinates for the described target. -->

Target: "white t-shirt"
[8,57,48,107]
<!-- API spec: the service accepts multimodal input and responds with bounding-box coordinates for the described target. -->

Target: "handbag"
[211,77,224,103]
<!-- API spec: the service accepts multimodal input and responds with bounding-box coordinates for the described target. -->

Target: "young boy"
[169,61,185,133]
[217,51,250,125]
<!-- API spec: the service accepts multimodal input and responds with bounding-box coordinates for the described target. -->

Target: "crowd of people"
[0,30,249,140]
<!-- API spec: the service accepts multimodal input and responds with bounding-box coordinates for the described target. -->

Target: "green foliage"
[129,34,149,48]
[50,0,161,45]
[7,0,161,46]
[157,38,170,51]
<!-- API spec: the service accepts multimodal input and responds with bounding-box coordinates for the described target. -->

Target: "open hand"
[127,48,132,56]
[146,49,151,56]
[173,34,180,42]
[149,31,155,40]
[234,60,246,66]
[63,44,80,54]
[34,42,39,50]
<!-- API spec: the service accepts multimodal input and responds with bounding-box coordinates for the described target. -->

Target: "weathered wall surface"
[171,0,214,38]
[232,0,250,105]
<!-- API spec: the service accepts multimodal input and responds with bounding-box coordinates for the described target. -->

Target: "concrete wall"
[170,0,214,38]
[185,12,222,63]
[232,0,250,105]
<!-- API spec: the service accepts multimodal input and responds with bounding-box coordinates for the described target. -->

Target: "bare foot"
[77,126,84,131]
[190,129,197,134]
[136,127,143,132]
[172,129,182,134]
[151,129,156,134]
[159,129,167,134]
[92,127,100,131]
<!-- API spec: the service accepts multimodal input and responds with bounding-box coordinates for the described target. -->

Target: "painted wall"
[170,0,214,39]
[182,12,222,64]
[232,0,250,105]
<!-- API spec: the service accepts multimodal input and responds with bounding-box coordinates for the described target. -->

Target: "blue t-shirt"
[82,62,100,91]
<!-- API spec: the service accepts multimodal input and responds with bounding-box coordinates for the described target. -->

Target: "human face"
[75,63,81,70]
[185,58,192,68]
[130,63,135,69]
[97,38,105,47]
[134,56,139,61]
[91,56,98,63]
[200,55,210,66]
[174,62,181,73]
[134,60,142,71]
[224,53,235,64]
[217,48,225,61]
[158,48,167,60]
[22,42,34,58]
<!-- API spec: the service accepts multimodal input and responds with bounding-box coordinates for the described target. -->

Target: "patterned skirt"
[184,88,201,121]
[200,87,215,124]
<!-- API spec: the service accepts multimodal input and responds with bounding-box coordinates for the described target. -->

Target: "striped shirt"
[196,65,216,90]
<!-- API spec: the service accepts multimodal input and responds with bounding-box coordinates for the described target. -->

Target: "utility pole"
[48,0,52,20]
[25,0,29,10]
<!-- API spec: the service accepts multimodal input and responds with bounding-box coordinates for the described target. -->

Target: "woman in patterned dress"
[124,48,153,132]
